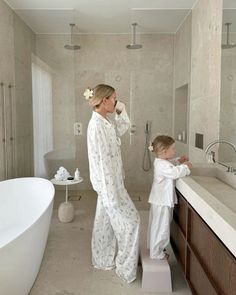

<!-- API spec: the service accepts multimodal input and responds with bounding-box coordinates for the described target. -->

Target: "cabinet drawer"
[174,190,188,236]
[188,205,236,295]
[186,246,218,295]
[171,220,186,271]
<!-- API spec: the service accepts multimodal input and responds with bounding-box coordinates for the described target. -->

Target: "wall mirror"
[220,1,236,163]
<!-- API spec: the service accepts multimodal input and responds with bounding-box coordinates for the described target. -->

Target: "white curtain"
[32,62,53,177]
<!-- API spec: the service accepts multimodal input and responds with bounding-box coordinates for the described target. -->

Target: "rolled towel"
[55,174,63,181]
[54,166,70,181]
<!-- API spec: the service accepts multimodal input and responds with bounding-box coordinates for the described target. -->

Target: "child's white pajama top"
[147,158,190,259]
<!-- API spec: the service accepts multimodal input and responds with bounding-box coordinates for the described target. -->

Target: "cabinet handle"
[1,82,8,179]
[8,83,15,178]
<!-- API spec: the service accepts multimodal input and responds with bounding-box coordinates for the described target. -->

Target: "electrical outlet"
[74,122,82,135]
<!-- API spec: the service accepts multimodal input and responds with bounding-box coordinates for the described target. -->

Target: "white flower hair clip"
[148,143,154,152]
[83,88,94,100]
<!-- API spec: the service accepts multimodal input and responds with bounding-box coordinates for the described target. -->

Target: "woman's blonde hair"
[88,84,115,108]
[150,135,175,155]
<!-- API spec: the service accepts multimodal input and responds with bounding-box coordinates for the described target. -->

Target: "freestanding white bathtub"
[0,177,55,295]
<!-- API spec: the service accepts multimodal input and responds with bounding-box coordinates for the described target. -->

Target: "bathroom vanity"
[170,164,236,295]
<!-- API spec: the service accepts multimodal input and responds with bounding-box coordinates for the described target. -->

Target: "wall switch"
[130,124,136,135]
[74,122,82,135]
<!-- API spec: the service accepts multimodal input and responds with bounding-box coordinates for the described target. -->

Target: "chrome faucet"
[205,139,236,154]
[204,139,236,172]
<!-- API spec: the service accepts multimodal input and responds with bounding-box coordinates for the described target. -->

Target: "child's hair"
[150,135,175,155]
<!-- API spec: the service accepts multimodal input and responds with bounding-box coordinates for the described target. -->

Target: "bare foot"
[160,253,170,260]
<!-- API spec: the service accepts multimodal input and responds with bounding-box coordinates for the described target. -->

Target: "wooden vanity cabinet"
[171,219,186,270]
[170,190,236,295]
[171,192,188,270]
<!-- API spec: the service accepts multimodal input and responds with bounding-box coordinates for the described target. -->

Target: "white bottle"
[74,168,80,180]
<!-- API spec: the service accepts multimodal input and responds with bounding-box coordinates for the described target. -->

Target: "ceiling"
[4,0,236,34]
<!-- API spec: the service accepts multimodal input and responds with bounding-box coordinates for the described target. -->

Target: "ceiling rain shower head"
[222,23,236,49]
[64,23,81,50]
[126,23,142,49]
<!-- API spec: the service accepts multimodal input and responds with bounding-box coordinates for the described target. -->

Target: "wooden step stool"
[140,245,172,293]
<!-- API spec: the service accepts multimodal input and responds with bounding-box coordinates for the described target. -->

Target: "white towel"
[54,166,70,181]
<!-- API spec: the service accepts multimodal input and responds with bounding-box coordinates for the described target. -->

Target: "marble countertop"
[176,163,236,258]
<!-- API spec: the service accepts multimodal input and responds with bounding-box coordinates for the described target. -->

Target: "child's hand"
[179,155,189,163]
[184,161,193,170]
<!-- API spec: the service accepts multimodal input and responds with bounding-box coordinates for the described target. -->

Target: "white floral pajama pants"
[91,190,140,283]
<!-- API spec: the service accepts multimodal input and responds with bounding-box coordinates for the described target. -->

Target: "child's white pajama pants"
[147,204,173,259]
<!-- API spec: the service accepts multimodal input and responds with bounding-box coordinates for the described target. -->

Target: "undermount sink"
[176,163,236,260]
[189,164,236,213]
[190,166,217,177]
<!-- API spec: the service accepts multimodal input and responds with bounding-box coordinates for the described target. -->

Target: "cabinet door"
[188,205,236,295]
[174,190,188,236]
[186,247,218,295]
[171,220,186,271]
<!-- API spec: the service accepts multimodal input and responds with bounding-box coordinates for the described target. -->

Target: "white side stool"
[139,210,172,292]
[51,177,83,222]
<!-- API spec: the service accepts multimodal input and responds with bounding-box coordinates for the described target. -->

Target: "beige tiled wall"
[0,0,35,180]
[1,0,225,187]
[36,35,77,151]
[174,13,192,157]
[189,0,223,162]
[174,13,192,89]
[174,0,223,163]
[74,34,174,191]
[220,32,236,163]
[0,0,14,180]
[13,12,36,177]
[36,33,174,191]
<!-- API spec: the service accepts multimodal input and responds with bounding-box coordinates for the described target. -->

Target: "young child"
[147,135,192,260]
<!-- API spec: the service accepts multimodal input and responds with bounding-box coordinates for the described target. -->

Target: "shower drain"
[68,195,82,201]
[131,196,141,202]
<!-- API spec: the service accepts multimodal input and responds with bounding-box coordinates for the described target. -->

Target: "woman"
[85,84,140,283]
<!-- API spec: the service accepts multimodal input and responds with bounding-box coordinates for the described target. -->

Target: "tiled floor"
[29,190,192,295]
